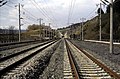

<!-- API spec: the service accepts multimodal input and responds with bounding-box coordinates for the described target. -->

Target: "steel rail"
[0,40,53,62]
[65,40,80,79]
[69,39,120,79]
[0,40,57,77]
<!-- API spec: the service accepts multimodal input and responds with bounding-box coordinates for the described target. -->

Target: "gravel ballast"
[70,39,120,73]
[0,41,50,58]
[39,39,64,79]
[2,40,60,79]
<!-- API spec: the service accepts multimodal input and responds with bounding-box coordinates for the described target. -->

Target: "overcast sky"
[0,0,106,30]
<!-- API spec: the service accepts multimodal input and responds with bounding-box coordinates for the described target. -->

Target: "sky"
[0,0,106,30]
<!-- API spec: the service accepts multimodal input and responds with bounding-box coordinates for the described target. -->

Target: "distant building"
[42,26,51,31]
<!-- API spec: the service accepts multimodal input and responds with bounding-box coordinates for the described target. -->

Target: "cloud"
[0,0,102,29]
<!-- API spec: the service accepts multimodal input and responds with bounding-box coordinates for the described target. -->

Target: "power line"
[0,0,7,7]
[22,19,33,24]
[0,4,18,19]
[4,3,18,10]
[67,0,76,25]
[86,6,98,18]
[22,8,38,23]
[22,15,36,22]
[0,13,18,20]
[32,0,58,27]
[30,0,52,21]
[43,0,62,27]
[8,1,38,23]
[42,0,58,27]
[8,0,58,27]
[0,0,4,3]
[69,0,76,20]
[74,6,98,21]
[68,0,74,25]
[22,7,38,19]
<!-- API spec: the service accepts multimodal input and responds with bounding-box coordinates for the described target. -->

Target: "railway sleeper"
[66,40,117,79]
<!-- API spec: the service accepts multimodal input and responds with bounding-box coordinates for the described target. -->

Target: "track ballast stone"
[1,40,60,79]
[39,40,64,79]
[70,39,120,73]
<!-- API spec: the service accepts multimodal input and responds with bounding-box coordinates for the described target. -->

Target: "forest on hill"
[59,0,120,40]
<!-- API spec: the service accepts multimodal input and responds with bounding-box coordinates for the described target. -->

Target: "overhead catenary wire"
[0,0,7,7]
[73,5,98,22]
[30,0,58,27]
[0,2,18,19]
[42,0,63,27]
[33,0,58,27]
[22,7,38,19]
[21,14,38,27]
[67,0,76,25]
[86,6,98,18]
[42,0,58,27]
[0,3,18,20]
[8,1,38,24]
[0,0,41,30]
[22,8,38,22]
[32,0,49,18]
[69,0,76,21]
[22,19,33,24]
[5,0,48,26]
[5,3,18,10]
[29,0,48,19]
[22,15,37,23]
[67,0,74,25]
[4,0,74,28]
[0,0,4,3]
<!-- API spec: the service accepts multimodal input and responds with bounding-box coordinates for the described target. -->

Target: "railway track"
[65,39,120,79]
[0,40,54,61]
[63,40,78,79]
[0,38,119,79]
[0,40,58,78]
[0,40,50,51]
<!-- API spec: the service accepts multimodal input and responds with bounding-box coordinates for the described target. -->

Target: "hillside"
[60,13,120,40]
[59,0,120,40]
